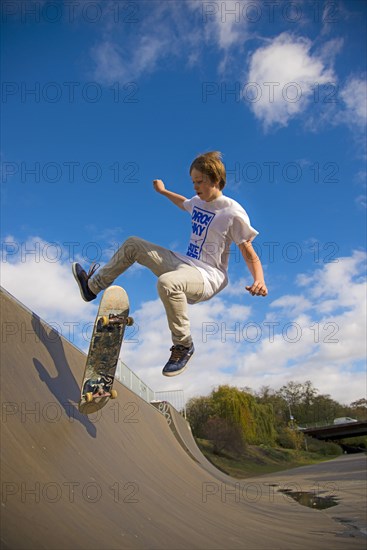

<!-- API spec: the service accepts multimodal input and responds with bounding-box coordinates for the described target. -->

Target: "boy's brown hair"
[190,151,226,190]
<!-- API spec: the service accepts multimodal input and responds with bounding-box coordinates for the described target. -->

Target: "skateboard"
[78,285,133,415]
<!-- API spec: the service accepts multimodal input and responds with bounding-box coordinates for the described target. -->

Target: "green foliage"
[345,398,367,422]
[305,436,343,456]
[186,381,366,454]
[340,436,367,449]
[277,427,305,450]
[186,396,215,438]
[210,385,277,445]
[202,417,246,456]
[276,381,344,425]
[256,380,366,426]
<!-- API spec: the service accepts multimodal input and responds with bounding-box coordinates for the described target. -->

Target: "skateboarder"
[73,151,268,377]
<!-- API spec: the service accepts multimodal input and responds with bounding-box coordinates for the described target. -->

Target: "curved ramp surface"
[151,400,233,484]
[1,288,364,549]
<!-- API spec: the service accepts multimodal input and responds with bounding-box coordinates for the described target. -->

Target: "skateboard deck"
[78,285,133,415]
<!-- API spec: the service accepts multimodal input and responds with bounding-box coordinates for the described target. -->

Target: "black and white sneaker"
[162,343,194,377]
[72,262,99,302]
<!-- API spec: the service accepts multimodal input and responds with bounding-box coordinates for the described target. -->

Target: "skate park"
[1,286,366,549]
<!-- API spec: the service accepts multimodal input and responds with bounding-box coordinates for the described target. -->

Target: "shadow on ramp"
[31,312,96,437]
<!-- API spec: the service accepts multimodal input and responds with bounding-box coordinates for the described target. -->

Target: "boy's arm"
[239,241,268,297]
[153,179,188,210]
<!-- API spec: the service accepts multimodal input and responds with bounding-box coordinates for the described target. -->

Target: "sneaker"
[162,343,194,377]
[72,262,99,302]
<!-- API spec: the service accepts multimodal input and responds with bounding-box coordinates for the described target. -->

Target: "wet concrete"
[248,454,367,541]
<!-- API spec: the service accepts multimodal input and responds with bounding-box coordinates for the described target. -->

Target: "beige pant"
[88,237,204,347]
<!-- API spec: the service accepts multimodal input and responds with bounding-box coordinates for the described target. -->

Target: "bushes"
[277,430,343,456]
[304,436,343,456]
[210,385,277,445]
[340,436,367,449]
[187,385,277,452]
[277,427,304,450]
[202,417,246,456]
[185,396,215,439]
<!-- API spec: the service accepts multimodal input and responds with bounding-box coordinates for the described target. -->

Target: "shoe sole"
[72,263,90,302]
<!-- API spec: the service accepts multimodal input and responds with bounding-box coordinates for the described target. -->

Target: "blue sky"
[1,0,366,406]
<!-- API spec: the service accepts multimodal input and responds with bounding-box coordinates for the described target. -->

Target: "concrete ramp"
[1,288,363,549]
[151,400,232,484]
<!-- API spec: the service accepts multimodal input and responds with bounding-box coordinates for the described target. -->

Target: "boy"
[73,152,268,377]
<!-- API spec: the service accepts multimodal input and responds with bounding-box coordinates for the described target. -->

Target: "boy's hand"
[153,179,165,194]
[245,281,268,297]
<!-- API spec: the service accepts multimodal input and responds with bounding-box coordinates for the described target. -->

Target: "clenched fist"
[153,179,165,194]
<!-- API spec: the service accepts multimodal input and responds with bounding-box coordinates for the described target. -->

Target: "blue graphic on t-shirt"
[186,206,215,260]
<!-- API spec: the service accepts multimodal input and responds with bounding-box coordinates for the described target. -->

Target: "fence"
[116,360,155,403]
[116,362,186,417]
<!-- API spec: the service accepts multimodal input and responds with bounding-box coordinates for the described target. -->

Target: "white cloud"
[296,250,366,301]
[317,37,344,65]
[187,0,253,73]
[221,276,250,297]
[91,36,168,84]
[91,1,252,84]
[91,41,126,83]
[90,1,182,85]
[300,72,366,141]
[90,2,201,84]
[247,33,336,130]
[202,0,247,50]
[355,194,367,210]
[270,294,313,316]
[339,76,367,129]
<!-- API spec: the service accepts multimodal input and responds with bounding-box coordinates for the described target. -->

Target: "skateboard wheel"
[100,315,109,327]
[110,389,118,399]
[85,392,93,403]
[126,316,134,326]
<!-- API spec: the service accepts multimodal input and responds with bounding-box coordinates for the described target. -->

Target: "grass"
[196,438,343,479]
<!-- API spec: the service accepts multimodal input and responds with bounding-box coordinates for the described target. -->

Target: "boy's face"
[191,168,221,202]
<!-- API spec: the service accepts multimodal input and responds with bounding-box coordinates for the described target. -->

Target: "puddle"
[279,489,340,510]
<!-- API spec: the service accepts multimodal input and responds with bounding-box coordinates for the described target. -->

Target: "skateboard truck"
[83,377,118,404]
[84,388,118,403]
[100,314,134,327]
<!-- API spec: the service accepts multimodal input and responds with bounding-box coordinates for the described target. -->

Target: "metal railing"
[116,361,186,416]
[116,359,155,403]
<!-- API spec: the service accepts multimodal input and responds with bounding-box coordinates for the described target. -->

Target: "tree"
[211,385,277,445]
[186,396,215,438]
[203,417,245,455]
[278,381,321,425]
[349,398,367,421]
[256,386,289,425]
[310,394,344,424]
[350,398,367,409]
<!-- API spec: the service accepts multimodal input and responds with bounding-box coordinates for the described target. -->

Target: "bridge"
[300,421,367,441]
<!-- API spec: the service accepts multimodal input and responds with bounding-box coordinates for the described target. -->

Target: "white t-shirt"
[173,195,258,301]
